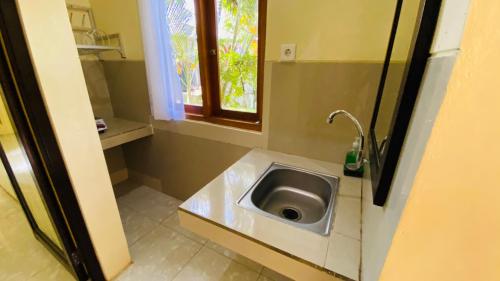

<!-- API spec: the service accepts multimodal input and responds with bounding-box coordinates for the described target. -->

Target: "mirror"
[374,0,423,155]
[369,0,442,206]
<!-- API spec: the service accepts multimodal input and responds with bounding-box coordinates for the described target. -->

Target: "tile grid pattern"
[115,185,292,281]
[324,177,363,281]
[178,150,363,281]
[0,187,74,281]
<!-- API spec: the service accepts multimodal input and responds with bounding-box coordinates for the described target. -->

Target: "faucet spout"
[326,110,365,171]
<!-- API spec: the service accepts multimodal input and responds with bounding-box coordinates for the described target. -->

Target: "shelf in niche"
[99,118,153,150]
[76,44,123,57]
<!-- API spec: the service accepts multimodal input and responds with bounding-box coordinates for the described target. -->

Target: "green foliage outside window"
[217,0,258,112]
[166,0,258,112]
[167,0,202,106]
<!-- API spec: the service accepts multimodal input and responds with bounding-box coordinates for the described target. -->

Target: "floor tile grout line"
[118,217,206,281]
[121,198,265,276]
[127,221,160,248]
[118,198,180,225]
[119,201,179,222]
[151,222,210,250]
[157,209,179,224]
[118,186,269,279]
[0,190,73,281]
[332,230,361,242]
[118,204,161,248]
[202,243,264,275]
[338,194,362,199]
[117,193,181,207]
[170,242,205,281]
[161,222,208,246]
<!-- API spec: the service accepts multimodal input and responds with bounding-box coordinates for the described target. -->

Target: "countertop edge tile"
[325,233,361,281]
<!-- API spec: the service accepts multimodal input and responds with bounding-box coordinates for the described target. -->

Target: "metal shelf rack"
[67,4,126,59]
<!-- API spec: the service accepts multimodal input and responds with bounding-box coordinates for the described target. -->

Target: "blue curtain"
[137,0,184,121]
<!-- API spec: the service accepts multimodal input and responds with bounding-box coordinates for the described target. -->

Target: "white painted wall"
[361,1,471,280]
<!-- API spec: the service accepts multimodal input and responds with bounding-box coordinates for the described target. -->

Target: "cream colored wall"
[65,0,90,6]
[267,62,381,163]
[89,0,144,61]
[90,0,395,149]
[65,0,130,182]
[379,1,499,280]
[265,0,397,62]
[123,129,250,201]
[92,1,396,198]
[15,0,130,279]
[360,1,471,280]
[88,0,398,62]
[390,0,422,61]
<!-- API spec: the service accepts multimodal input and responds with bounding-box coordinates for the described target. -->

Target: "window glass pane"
[216,0,258,113]
[167,0,203,106]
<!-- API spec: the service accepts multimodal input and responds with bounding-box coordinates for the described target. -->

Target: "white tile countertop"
[180,149,362,280]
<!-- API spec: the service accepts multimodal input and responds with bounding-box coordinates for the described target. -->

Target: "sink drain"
[280,207,302,221]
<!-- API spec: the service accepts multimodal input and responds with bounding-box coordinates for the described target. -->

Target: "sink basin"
[238,163,339,236]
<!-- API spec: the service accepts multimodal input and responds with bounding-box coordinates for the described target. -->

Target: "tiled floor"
[0,187,74,281]
[115,184,292,281]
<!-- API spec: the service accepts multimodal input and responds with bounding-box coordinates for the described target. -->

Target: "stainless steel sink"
[237,163,339,236]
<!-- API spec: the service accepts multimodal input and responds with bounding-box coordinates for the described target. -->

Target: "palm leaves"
[166,0,201,104]
[166,0,194,35]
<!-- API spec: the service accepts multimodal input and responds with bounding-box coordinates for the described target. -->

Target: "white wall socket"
[280,44,296,62]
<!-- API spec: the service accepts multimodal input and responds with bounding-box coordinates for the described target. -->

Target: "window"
[167,0,266,130]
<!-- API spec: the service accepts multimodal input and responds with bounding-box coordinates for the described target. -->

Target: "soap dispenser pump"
[344,137,364,178]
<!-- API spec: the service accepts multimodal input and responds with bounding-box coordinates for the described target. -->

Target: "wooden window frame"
[185,0,266,131]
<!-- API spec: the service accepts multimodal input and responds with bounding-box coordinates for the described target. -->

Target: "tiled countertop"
[180,149,361,280]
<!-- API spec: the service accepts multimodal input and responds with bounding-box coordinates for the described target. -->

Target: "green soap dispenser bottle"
[344,137,364,178]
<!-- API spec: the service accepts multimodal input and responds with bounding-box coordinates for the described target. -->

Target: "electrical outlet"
[280,44,296,62]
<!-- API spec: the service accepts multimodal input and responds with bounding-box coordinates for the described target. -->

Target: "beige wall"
[360,0,472,280]
[91,0,258,198]
[266,0,396,62]
[89,0,144,61]
[88,0,399,62]
[88,0,397,197]
[123,129,250,201]
[379,1,499,280]
[267,62,381,163]
[390,0,423,61]
[103,61,151,123]
[65,0,90,6]
[16,0,130,279]
[65,0,131,180]
[80,60,115,119]
[265,1,397,162]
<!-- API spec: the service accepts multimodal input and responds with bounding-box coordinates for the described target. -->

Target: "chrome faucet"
[326,110,365,171]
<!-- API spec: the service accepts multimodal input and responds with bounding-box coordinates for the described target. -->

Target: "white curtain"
[137,0,184,121]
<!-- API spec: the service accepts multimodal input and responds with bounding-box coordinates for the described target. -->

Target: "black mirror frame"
[369,0,442,206]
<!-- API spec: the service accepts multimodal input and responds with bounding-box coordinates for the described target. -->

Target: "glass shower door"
[0,87,64,251]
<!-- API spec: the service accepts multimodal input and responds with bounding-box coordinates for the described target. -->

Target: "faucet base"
[343,164,364,178]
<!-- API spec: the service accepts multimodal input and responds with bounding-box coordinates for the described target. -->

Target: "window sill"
[185,113,261,131]
[152,117,267,149]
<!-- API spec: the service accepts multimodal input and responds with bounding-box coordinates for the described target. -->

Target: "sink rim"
[237,162,339,236]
